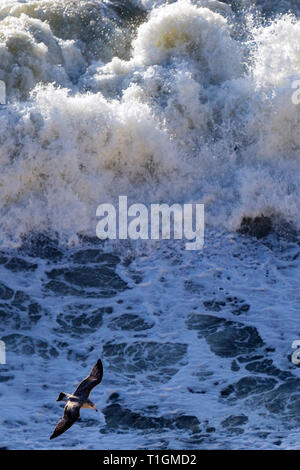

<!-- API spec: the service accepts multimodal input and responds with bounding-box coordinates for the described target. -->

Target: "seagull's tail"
[56,392,67,402]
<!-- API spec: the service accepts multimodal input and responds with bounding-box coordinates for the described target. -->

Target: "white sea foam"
[0,0,299,245]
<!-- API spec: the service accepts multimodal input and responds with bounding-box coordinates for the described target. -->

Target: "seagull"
[50,358,103,440]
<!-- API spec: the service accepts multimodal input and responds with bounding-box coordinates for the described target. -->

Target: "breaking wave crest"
[0,0,300,244]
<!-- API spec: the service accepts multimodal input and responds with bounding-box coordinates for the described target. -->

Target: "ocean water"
[0,0,300,449]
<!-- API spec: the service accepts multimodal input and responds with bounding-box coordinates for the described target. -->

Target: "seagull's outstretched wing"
[50,402,80,440]
[73,358,103,399]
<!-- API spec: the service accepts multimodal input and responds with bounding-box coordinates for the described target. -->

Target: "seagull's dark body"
[50,358,103,440]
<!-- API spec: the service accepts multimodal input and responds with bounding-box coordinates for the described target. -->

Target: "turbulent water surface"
[0,0,300,449]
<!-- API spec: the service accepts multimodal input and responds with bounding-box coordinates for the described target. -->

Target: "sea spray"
[0,0,299,245]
